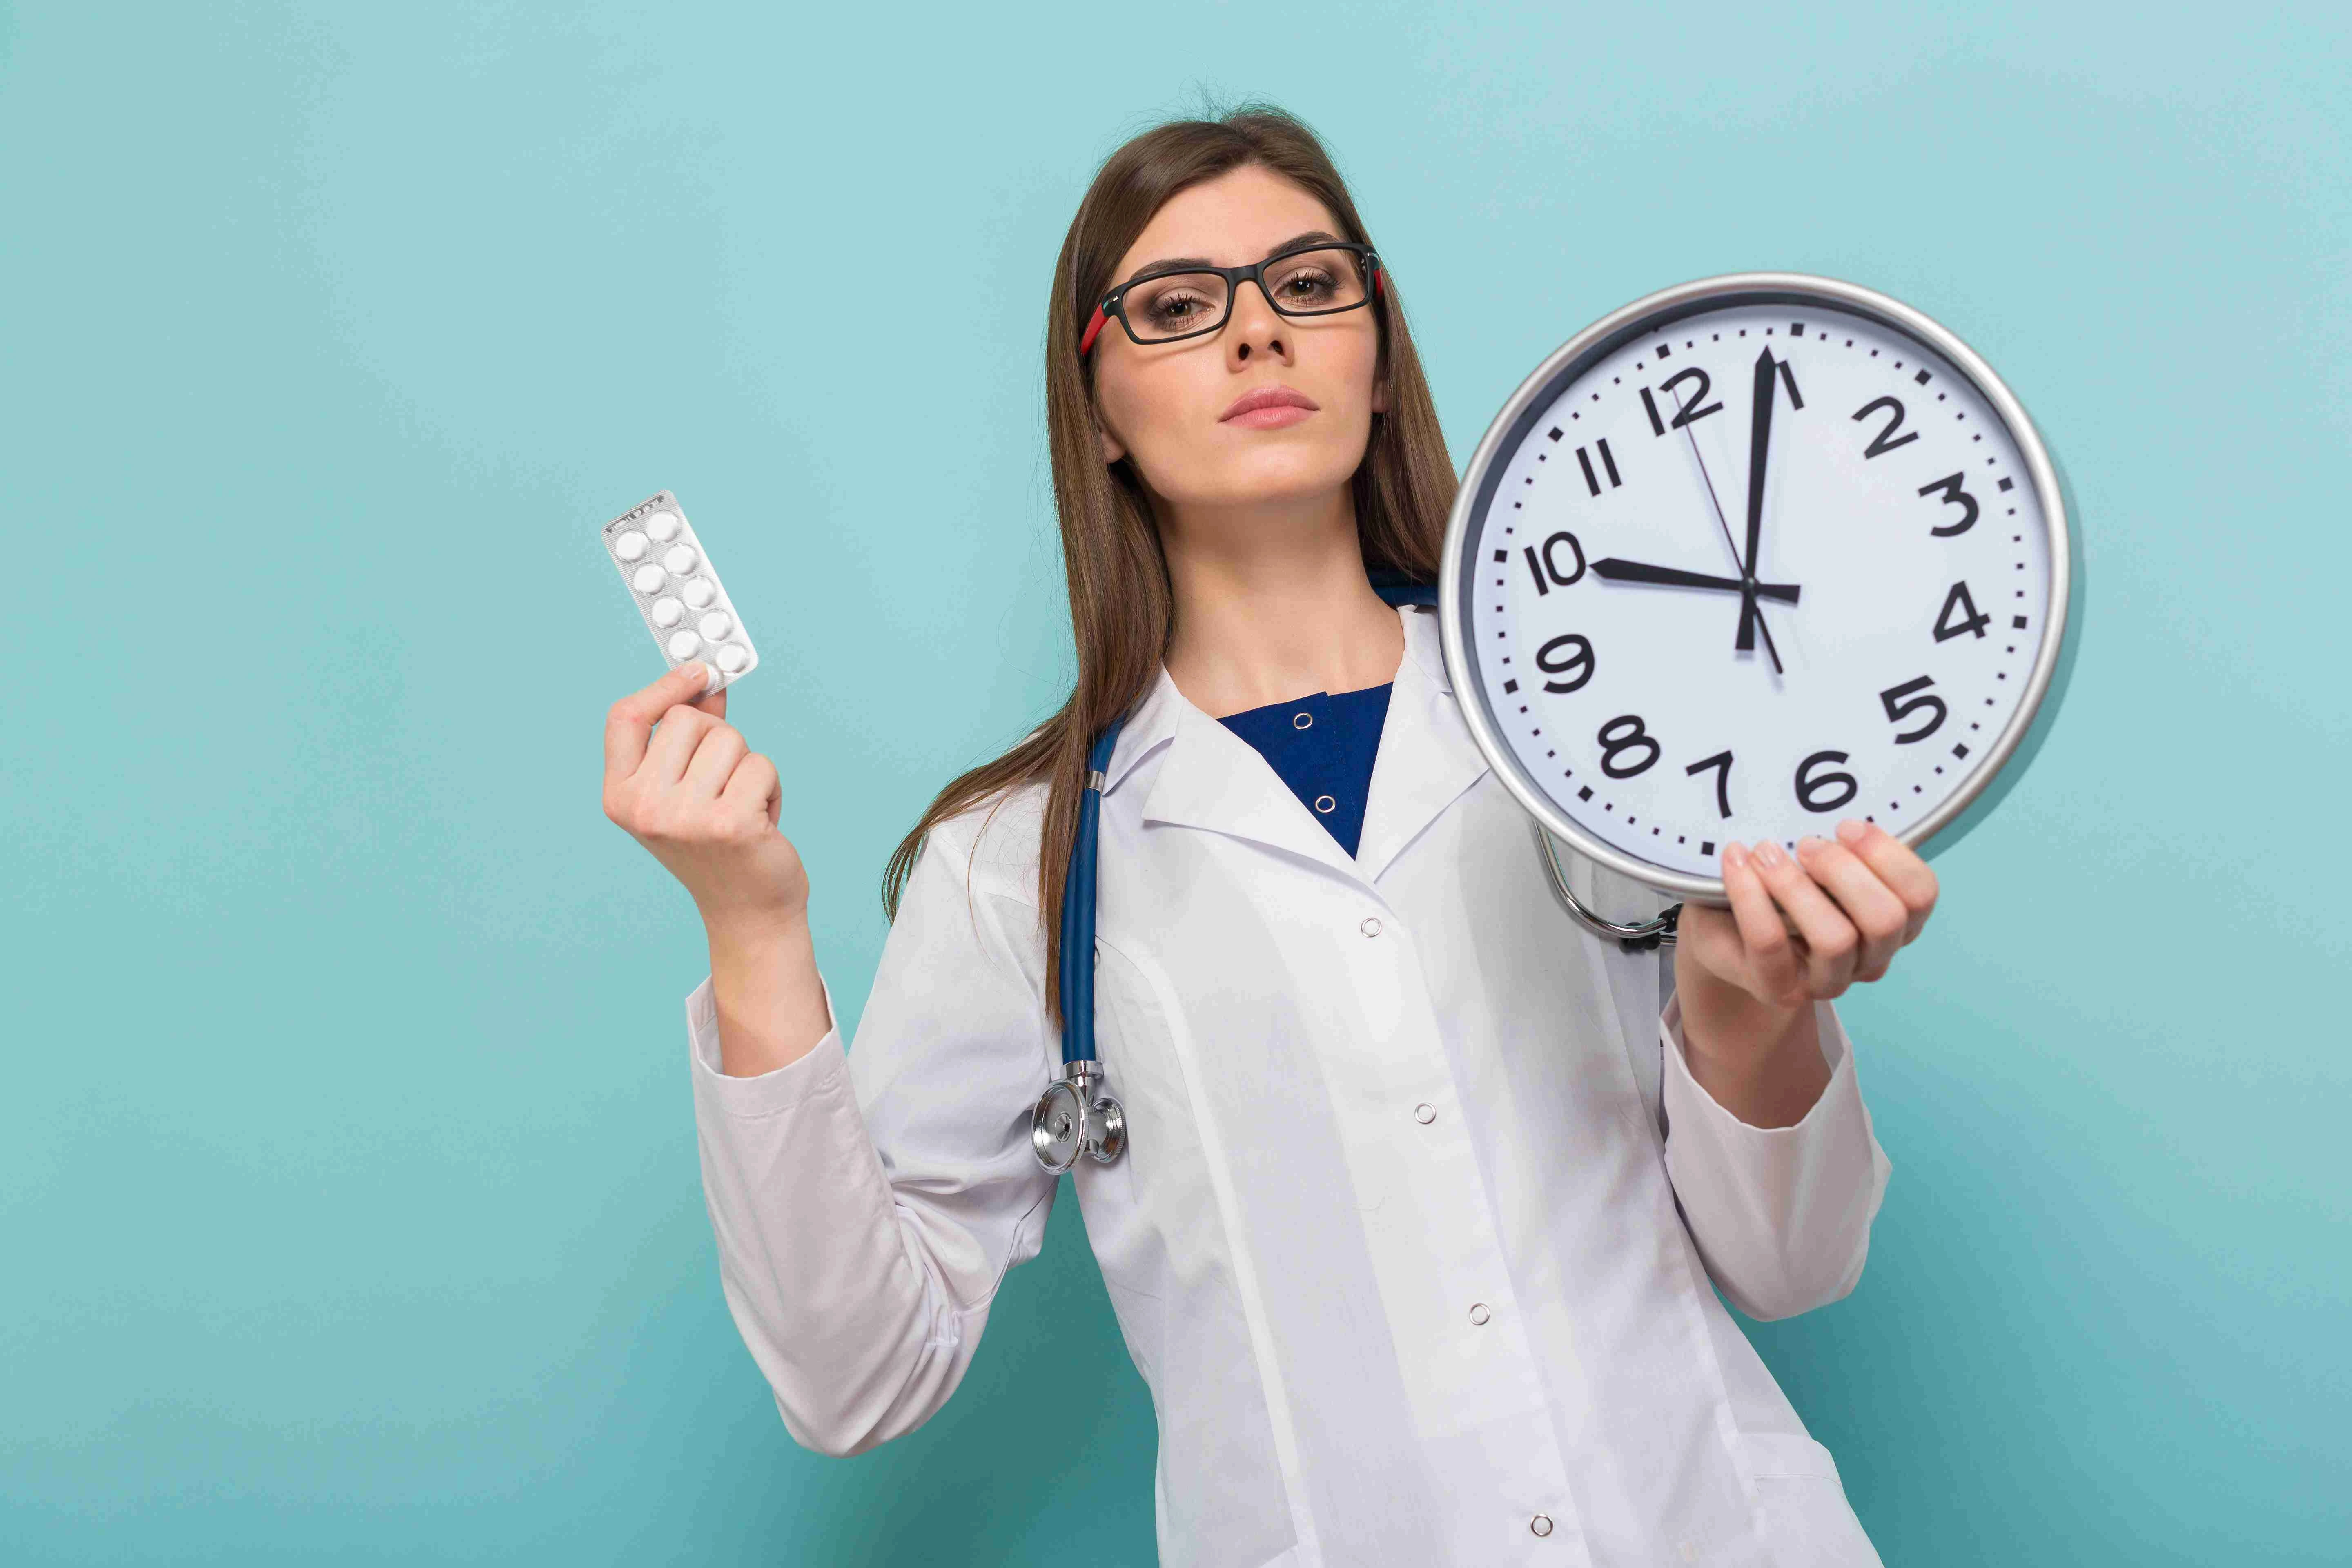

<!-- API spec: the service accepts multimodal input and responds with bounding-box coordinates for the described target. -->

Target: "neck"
[1158,487,1407,718]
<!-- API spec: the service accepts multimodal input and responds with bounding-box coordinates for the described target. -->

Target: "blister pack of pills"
[599,491,759,693]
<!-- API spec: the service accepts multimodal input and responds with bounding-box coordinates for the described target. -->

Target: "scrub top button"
[1359,916,1382,937]
[1292,711,1312,730]
[1468,1303,1491,1326]
[1314,794,1336,814]
[1530,1514,1554,1538]
[1413,1103,1435,1124]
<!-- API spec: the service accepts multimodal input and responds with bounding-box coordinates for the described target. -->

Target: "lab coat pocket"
[1737,1433,1884,1568]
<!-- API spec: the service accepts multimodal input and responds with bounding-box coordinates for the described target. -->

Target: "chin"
[1196,444,1366,508]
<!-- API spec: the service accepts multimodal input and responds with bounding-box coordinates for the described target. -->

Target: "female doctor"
[601,109,1937,1567]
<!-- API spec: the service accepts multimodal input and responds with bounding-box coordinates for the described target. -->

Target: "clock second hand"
[1667,379,1785,675]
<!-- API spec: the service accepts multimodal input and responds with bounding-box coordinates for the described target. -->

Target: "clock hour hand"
[1591,557,1800,603]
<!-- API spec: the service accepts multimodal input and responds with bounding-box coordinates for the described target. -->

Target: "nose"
[1223,276,1292,368]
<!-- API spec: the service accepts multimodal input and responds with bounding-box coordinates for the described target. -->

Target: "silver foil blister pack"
[599,491,759,692]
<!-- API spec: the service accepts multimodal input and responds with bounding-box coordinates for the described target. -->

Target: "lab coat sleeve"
[1657,995,1892,1321]
[684,828,1059,1456]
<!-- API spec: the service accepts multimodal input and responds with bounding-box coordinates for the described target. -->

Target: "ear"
[1097,419,1126,465]
[1372,371,1390,416]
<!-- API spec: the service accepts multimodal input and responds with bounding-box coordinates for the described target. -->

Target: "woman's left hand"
[1671,820,1939,1125]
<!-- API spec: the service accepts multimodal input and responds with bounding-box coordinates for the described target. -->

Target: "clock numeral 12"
[1640,368,1723,434]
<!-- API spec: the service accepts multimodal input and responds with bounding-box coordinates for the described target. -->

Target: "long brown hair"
[883,105,1459,1013]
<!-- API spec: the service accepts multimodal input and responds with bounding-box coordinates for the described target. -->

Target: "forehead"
[1114,164,1344,276]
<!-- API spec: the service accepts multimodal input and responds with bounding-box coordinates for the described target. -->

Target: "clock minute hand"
[1739,347,1779,654]
[1591,557,1800,603]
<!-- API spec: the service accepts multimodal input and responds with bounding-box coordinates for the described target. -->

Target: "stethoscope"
[1028,576,1680,1174]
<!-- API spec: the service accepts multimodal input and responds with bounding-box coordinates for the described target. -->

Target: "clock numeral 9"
[1639,367,1723,435]
[1794,750,1859,813]
[1917,472,1980,537]
[1521,531,1587,596]
[1535,633,1594,693]
[1878,675,1947,743]
[1597,714,1660,778]
[1685,749,1734,819]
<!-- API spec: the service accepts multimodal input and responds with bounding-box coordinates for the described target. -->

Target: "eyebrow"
[1117,230,1347,288]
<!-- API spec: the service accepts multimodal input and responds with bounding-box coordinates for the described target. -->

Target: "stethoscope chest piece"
[1031,1060,1126,1174]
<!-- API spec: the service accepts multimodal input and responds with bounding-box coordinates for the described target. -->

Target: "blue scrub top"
[1217,683,1394,858]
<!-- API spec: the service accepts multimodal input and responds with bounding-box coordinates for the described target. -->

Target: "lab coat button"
[1530,1514,1554,1538]
[1359,917,1382,937]
[1314,794,1336,813]
[1468,1302,1491,1325]
[1293,711,1312,730]
[1413,1103,1435,1124]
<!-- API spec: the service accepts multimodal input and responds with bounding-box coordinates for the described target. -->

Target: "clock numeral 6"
[1685,749,1734,819]
[1917,472,1980,537]
[1794,749,1859,813]
[1879,675,1948,743]
[1597,714,1660,778]
[1522,531,1587,596]
[1535,633,1594,693]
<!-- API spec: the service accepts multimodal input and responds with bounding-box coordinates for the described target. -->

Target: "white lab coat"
[685,605,1892,1567]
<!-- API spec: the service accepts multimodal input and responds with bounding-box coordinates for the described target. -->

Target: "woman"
[601,107,1932,1566]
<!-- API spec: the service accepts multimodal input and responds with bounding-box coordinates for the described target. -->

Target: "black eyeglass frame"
[1081,240,1383,355]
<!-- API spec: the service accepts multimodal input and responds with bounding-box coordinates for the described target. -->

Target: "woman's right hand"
[602,662,808,930]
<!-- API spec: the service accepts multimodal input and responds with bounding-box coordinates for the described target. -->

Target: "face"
[1089,164,1385,519]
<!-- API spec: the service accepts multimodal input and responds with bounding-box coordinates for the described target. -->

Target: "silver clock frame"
[1438,272,2073,908]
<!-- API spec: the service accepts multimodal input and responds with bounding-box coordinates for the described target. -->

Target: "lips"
[1219,385,1320,428]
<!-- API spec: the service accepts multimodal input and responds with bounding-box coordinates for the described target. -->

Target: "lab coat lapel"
[1354,608,1491,884]
[1138,680,1367,885]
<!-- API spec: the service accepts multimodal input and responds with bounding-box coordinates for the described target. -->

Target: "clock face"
[1441,276,2068,899]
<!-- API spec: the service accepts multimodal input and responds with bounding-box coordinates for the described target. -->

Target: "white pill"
[697,610,732,639]
[646,510,682,542]
[682,576,717,608]
[663,544,697,575]
[612,530,648,562]
[650,596,684,628]
[631,563,667,594]
[666,630,701,660]
[715,643,749,673]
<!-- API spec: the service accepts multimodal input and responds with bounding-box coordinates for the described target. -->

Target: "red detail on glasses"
[1374,265,1386,298]
[1079,304,1109,357]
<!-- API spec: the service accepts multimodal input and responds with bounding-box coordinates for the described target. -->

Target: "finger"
[641,700,721,785]
[690,681,728,720]
[1795,835,1909,982]
[1721,844,1802,1003]
[1835,820,1940,944]
[1747,839,1859,998]
[681,720,749,799]
[604,663,715,779]
[721,752,781,829]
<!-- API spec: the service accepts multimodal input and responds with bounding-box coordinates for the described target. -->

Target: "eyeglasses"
[1079,241,1383,356]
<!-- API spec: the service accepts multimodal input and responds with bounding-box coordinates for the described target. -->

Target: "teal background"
[3,2,2346,1561]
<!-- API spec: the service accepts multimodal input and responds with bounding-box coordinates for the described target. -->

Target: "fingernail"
[1797,835,1827,858]
[1836,819,1868,845]
[1722,842,1748,871]
[679,662,706,684]
[1753,839,1788,869]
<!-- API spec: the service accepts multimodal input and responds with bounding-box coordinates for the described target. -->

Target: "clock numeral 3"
[1917,472,1980,537]
[1852,396,1920,459]
[1575,441,1622,497]
[1685,749,1735,819]
[1932,580,1991,642]
[1522,531,1587,596]
[1878,675,1948,743]
[1535,633,1595,693]
[1639,367,1723,436]
[1794,750,1859,813]
[1597,715,1660,778]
